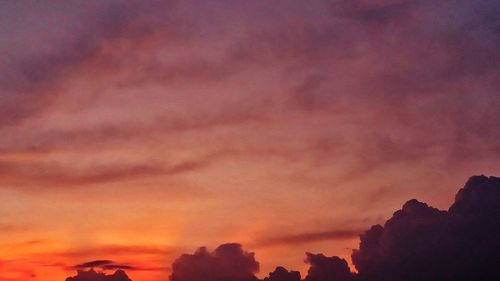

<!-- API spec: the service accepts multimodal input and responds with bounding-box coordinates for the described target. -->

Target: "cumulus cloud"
[65,269,131,281]
[166,175,500,281]
[263,266,300,281]
[352,175,500,281]
[169,243,259,281]
[304,253,355,281]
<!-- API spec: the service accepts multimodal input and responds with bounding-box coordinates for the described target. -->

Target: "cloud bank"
[164,175,500,281]
[352,175,500,281]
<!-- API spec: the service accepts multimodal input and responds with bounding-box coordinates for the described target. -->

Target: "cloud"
[1,0,499,184]
[352,175,500,281]
[253,229,362,248]
[100,265,134,271]
[263,266,301,281]
[71,259,169,272]
[75,260,114,269]
[0,0,177,129]
[37,244,172,274]
[165,175,500,281]
[0,0,262,134]
[303,253,355,281]
[1,0,500,277]
[0,158,210,189]
[74,260,134,271]
[275,0,500,167]
[65,269,132,281]
[41,244,173,262]
[169,243,259,281]
[0,223,21,232]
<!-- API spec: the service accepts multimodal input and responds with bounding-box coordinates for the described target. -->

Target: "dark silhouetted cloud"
[100,265,134,271]
[352,175,500,281]
[165,175,500,281]
[169,243,259,281]
[75,260,114,269]
[65,269,131,281]
[74,260,134,271]
[37,244,172,275]
[263,266,300,281]
[304,253,355,281]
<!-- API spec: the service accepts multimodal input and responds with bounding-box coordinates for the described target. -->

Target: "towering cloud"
[352,175,500,281]
[169,243,259,281]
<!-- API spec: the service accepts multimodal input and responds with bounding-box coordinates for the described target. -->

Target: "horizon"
[63,174,500,281]
[1,1,499,281]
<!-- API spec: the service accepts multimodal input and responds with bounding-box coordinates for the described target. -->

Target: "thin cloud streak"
[0,158,211,189]
[71,259,168,272]
[252,229,363,248]
[37,244,174,260]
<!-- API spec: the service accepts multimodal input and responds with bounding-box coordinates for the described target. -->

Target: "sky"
[0,1,499,281]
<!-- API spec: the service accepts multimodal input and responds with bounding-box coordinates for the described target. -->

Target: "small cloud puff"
[169,243,259,281]
[65,269,131,281]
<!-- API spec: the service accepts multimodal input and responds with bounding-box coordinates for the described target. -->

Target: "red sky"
[0,1,499,281]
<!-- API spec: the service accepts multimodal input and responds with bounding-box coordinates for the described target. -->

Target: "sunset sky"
[1,1,499,281]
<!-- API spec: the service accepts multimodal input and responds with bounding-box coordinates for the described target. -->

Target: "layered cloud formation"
[2,1,500,280]
[158,175,500,281]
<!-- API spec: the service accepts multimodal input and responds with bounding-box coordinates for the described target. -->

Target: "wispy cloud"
[252,229,362,248]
